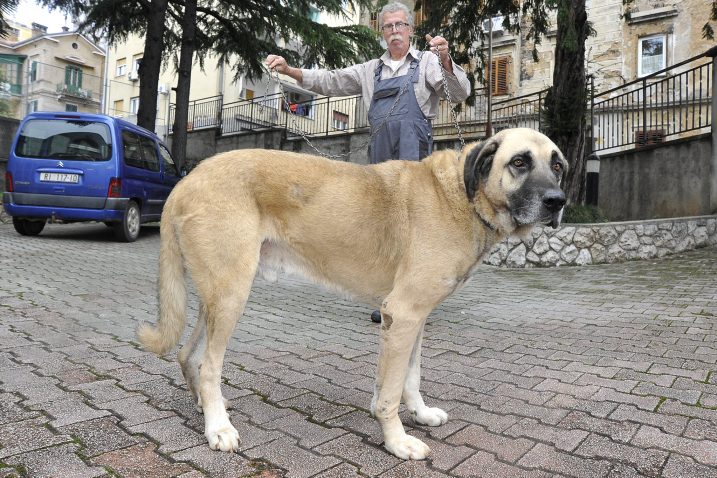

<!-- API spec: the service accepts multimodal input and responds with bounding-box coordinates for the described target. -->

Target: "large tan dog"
[138,128,567,460]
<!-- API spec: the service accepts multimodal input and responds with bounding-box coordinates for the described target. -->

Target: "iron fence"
[175,49,714,153]
[591,49,713,153]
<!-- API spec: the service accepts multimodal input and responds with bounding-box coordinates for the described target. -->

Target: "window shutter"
[491,57,510,96]
[77,68,83,88]
[65,66,71,86]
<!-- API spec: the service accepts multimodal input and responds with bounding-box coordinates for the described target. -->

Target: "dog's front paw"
[206,426,240,452]
[413,406,448,426]
[385,434,430,460]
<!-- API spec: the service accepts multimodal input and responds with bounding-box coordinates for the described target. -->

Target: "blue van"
[3,112,184,242]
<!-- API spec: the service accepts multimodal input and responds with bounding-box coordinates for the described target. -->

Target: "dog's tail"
[137,210,187,355]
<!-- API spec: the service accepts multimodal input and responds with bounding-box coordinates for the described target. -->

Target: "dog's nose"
[543,190,566,212]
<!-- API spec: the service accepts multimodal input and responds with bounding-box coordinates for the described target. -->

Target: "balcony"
[56,83,93,100]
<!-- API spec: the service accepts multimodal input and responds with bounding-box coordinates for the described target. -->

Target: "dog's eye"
[511,157,526,168]
[552,162,563,174]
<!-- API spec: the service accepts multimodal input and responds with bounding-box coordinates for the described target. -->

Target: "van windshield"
[15,119,113,161]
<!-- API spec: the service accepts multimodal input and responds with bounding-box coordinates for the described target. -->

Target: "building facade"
[0,21,105,119]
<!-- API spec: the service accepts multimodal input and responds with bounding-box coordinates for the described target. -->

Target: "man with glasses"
[266,1,470,323]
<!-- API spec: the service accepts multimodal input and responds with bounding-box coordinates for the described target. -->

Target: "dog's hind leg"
[196,243,260,453]
[178,304,232,413]
[402,328,448,427]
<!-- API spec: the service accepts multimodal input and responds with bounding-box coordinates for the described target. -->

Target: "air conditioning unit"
[158,84,168,94]
[128,70,139,81]
[482,15,505,34]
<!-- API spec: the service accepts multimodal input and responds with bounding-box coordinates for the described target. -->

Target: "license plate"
[40,172,80,183]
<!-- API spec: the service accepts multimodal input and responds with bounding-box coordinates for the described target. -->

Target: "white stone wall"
[485,215,717,268]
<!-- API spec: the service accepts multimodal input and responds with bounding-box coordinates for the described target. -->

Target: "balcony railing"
[56,83,93,100]
[591,48,714,153]
[173,48,715,153]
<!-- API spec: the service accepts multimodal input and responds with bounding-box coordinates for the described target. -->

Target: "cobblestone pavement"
[1,222,716,478]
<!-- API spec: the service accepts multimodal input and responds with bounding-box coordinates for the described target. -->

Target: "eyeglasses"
[381,22,410,32]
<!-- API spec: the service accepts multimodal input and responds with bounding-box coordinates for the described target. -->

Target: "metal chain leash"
[262,41,465,159]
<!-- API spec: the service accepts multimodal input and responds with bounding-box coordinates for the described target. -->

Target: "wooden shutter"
[490,56,510,96]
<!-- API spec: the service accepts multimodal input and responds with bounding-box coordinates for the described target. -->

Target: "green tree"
[0,0,19,38]
[417,0,596,204]
[542,0,590,204]
[40,0,381,167]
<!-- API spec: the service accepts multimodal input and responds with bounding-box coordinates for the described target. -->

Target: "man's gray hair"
[379,2,414,28]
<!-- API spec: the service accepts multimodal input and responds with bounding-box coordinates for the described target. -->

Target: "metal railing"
[591,49,714,153]
[174,49,714,153]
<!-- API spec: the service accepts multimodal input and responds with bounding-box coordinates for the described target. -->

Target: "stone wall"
[485,215,717,268]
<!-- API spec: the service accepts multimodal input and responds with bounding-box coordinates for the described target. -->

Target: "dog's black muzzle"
[543,189,566,229]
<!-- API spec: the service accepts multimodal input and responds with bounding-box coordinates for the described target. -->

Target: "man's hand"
[425,34,451,67]
[265,55,302,82]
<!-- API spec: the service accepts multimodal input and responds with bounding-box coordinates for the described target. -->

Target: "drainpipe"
[708,46,717,213]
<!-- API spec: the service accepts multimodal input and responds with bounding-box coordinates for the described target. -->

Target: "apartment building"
[0,20,105,119]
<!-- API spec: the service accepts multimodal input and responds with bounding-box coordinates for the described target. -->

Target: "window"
[242,88,254,100]
[65,103,78,112]
[130,96,139,114]
[489,56,510,96]
[283,89,314,118]
[113,99,124,116]
[122,130,143,169]
[369,11,379,32]
[414,1,431,26]
[638,35,666,77]
[159,144,179,176]
[332,110,349,130]
[30,61,38,82]
[116,58,127,77]
[308,5,320,22]
[635,129,665,148]
[65,65,82,88]
[133,56,142,73]
[28,100,38,112]
[139,135,159,172]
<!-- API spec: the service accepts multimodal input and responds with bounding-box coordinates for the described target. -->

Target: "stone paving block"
[575,433,668,476]
[93,441,195,478]
[446,424,535,463]
[507,417,589,452]
[232,393,296,425]
[5,443,105,478]
[647,365,709,382]
[608,404,688,436]
[246,436,341,478]
[493,383,555,405]
[684,417,717,441]
[662,454,717,478]
[325,410,384,444]
[406,430,477,472]
[314,433,400,476]
[29,392,111,428]
[70,378,140,403]
[97,395,175,428]
[452,450,554,478]
[631,425,717,466]
[0,417,72,459]
[447,405,521,433]
[517,443,612,478]
[58,417,142,457]
[559,410,639,443]
[173,444,274,477]
[262,413,347,448]
[632,382,702,405]
[0,392,40,425]
[381,460,458,478]
[590,388,661,411]
[128,415,205,453]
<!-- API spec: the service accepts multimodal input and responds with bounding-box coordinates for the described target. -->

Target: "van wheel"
[114,200,141,242]
[13,217,46,236]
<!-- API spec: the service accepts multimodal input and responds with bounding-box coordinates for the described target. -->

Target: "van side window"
[159,144,179,176]
[122,130,144,169]
[139,136,160,172]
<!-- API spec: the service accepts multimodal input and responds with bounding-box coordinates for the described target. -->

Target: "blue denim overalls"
[367,56,433,164]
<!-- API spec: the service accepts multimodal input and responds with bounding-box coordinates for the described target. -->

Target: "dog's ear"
[464,138,499,201]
